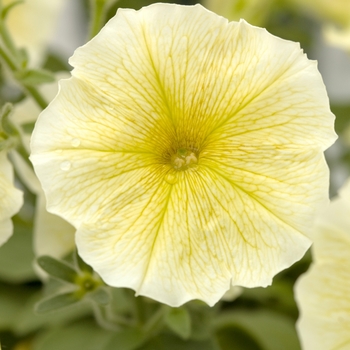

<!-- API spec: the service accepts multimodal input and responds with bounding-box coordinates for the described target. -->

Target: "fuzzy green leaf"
[103,328,145,350]
[87,287,111,306]
[37,256,77,283]
[35,292,79,314]
[165,307,192,340]
[15,68,55,85]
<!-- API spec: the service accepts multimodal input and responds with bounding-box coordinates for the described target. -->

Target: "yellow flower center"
[171,148,198,171]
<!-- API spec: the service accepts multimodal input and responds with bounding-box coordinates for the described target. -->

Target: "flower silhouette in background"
[291,0,350,52]
[295,179,350,350]
[0,151,23,246]
[3,0,66,66]
[31,3,336,306]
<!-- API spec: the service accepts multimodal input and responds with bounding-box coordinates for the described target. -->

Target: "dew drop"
[60,161,71,171]
[164,173,178,185]
[71,138,80,147]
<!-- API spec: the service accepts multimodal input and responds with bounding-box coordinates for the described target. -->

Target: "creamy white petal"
[295,230,350,349]
[77,158,312,306]
[295,179,350,349]
[0,152,23,245]
[70,5,336,150]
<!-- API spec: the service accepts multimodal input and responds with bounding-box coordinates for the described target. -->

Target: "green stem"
[0,18,19,60]
[88,0,107,40]
[92,303,135,331]
[24,85,48,109]
[0,10,49,109]
[16,141,33,169]
[0,45,17,70]
[142,305,168,336]
[0,47,48,109]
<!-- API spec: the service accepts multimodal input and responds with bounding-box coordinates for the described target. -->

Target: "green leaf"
[0,216,36,283]
[213,310,301,350]
[14,289,91,336]
[35,292,79,314]
[165,307,192,340]
[15,68,55,85]
[103,328,146,350]
[215,327,262,350]
[140,333,218,350]
[188,301,215,341]
[32,318,115,350]
[37,256,78,283]
[87,287,111,306]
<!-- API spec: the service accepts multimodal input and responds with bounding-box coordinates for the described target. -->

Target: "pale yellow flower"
[3,0,66,65]
[30,4,336,306]
[295,179,350,350]
[0,151,23,245]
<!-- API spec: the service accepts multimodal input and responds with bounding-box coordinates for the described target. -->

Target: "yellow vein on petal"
[136,184,174,293]
[204,166,309,240]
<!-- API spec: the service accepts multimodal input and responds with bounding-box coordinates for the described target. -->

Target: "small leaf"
[35,292,79,314]
[15,68,55,85]
[141,334,217,350]
[37,256,77,283]
[32,318,115,350]
[216,327,262,350]
[87,287,111,306]
[213,310,301,350]
[103,328,146,350]
[165,307,192,340]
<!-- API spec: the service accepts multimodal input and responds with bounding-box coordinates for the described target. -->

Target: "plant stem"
[0,14,49,109]
[88,0,107,40]
[24,85,48,109]
[143,305,168,336]
[92,302,135,331]
[0,18,19,60]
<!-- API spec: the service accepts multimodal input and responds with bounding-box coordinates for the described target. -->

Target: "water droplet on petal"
[60,161,71,171]
[164,173,178,185]
[71,138,80,147]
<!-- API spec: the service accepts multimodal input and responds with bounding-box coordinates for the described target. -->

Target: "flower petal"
[0,152,23,245]
[295,227,350,349]
[295,179,350,349]
[296,261,350,350]
[70,4,336,151]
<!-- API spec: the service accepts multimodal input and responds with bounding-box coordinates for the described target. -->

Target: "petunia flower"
[295,179,350,349]
[30,3,336,306]
[0,151,23,246]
